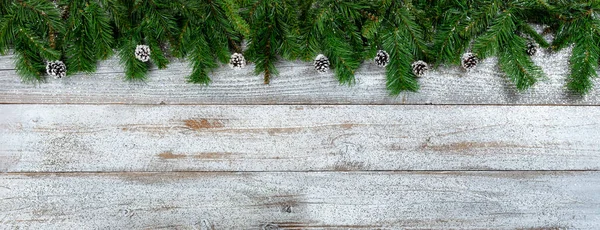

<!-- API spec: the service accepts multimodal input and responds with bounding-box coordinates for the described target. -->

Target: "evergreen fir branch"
[473,12,515,59]
[0,0,63,81]
[147,39,169,69]
[172,19,190,58]
[394,4,428,59]
[498,42,543,90]
[297,5,327,60]
[244,0,298,84]
[219,0,251,36]
[0,14,15,54]
[17,0,65,34]
[85,1,114,60]
[206,0,243,63]
[550,1,600,94]
[519,22,550,48]
[300,0,368,84]
[65,31,95,74]
[565,24,600,94]
[247,24,278,84]
[410,0,436,44]
[99,0,127,30]
[459,0,500,38]
[0,0,9,15]
[141,3,177,41]
[118,37,149,81]
[472,5,546,90]
[433,8,469,65]
[371,1,427,93]
[16,27,61,60]
[114,0,179,80]
[550,23,572,51]
[278,1,301,60]
[0,0,599,95]
[172,0,243,84]
[14,45,45,82]
[567,36,599,94]
[362,19,380,40]
[64,0,114,74]
[324,31,361,84]
[382,28,418,94]
[187,34,217,85]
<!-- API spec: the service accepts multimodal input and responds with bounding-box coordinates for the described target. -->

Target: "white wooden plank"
[1,171,598,229]
[1,45,600,105]
[2,105,599,172]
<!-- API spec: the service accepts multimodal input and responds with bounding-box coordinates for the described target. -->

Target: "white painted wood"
[1,46,600,105]
[1,171,598,229]
[2,105,599,172]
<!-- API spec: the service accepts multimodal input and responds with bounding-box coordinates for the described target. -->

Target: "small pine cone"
[411,60,429,77]
[314,54,330,73]
[461,53,478,70]
[374,50,389,67]
[228,53,246,70]
[134,45,151,62]
[526,41,538,56]
[46,60,67,79]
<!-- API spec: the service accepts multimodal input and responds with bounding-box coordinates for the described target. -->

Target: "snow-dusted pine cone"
[461,53,478,70]
[46,60,67,79]
[228,53,246,70]
[526,41,538,56]
[134,45,151,62]
[374,50,389,67]
[411,60,429,77]
[314,54,330,73]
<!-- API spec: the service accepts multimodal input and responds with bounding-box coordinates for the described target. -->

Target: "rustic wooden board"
[1,46,600,105]
[1,171,598,229]
[2,104,600,172]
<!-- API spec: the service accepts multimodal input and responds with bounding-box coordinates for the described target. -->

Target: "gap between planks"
[3,102,600,106]
[3,170,600,175]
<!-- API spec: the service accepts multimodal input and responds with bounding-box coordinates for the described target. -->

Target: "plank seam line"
[0,102,599,106]
[3,170,599,175]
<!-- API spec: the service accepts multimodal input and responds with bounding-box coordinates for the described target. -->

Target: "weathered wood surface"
[2,104,600,172]
[1,171,598,229]
[1,46,600,105]
[2,26,600,229]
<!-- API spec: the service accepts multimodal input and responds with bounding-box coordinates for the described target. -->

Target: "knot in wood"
[262,223,280,230]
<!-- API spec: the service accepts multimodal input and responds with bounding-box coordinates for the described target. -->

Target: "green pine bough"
[1,1,599,95]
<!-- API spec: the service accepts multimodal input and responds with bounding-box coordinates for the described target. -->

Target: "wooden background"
[1,44,600,229]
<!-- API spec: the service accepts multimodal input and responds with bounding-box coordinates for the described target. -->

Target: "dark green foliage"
[366,0,429,93]
[242,0,300,84]
[171,0,245,84]
[0,0,64,81]
[549,1,600,95]
[300,0,371,84]
[1,0,600,95]
[472,9,544,90]
[435,0,549,91]
[61,0,114,74]
[111,0,178,81]
[432,1,471,66]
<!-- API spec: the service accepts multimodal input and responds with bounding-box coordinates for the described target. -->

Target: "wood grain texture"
[1,171,598,229]
[2,105,599,172]
[1,46,600,105]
